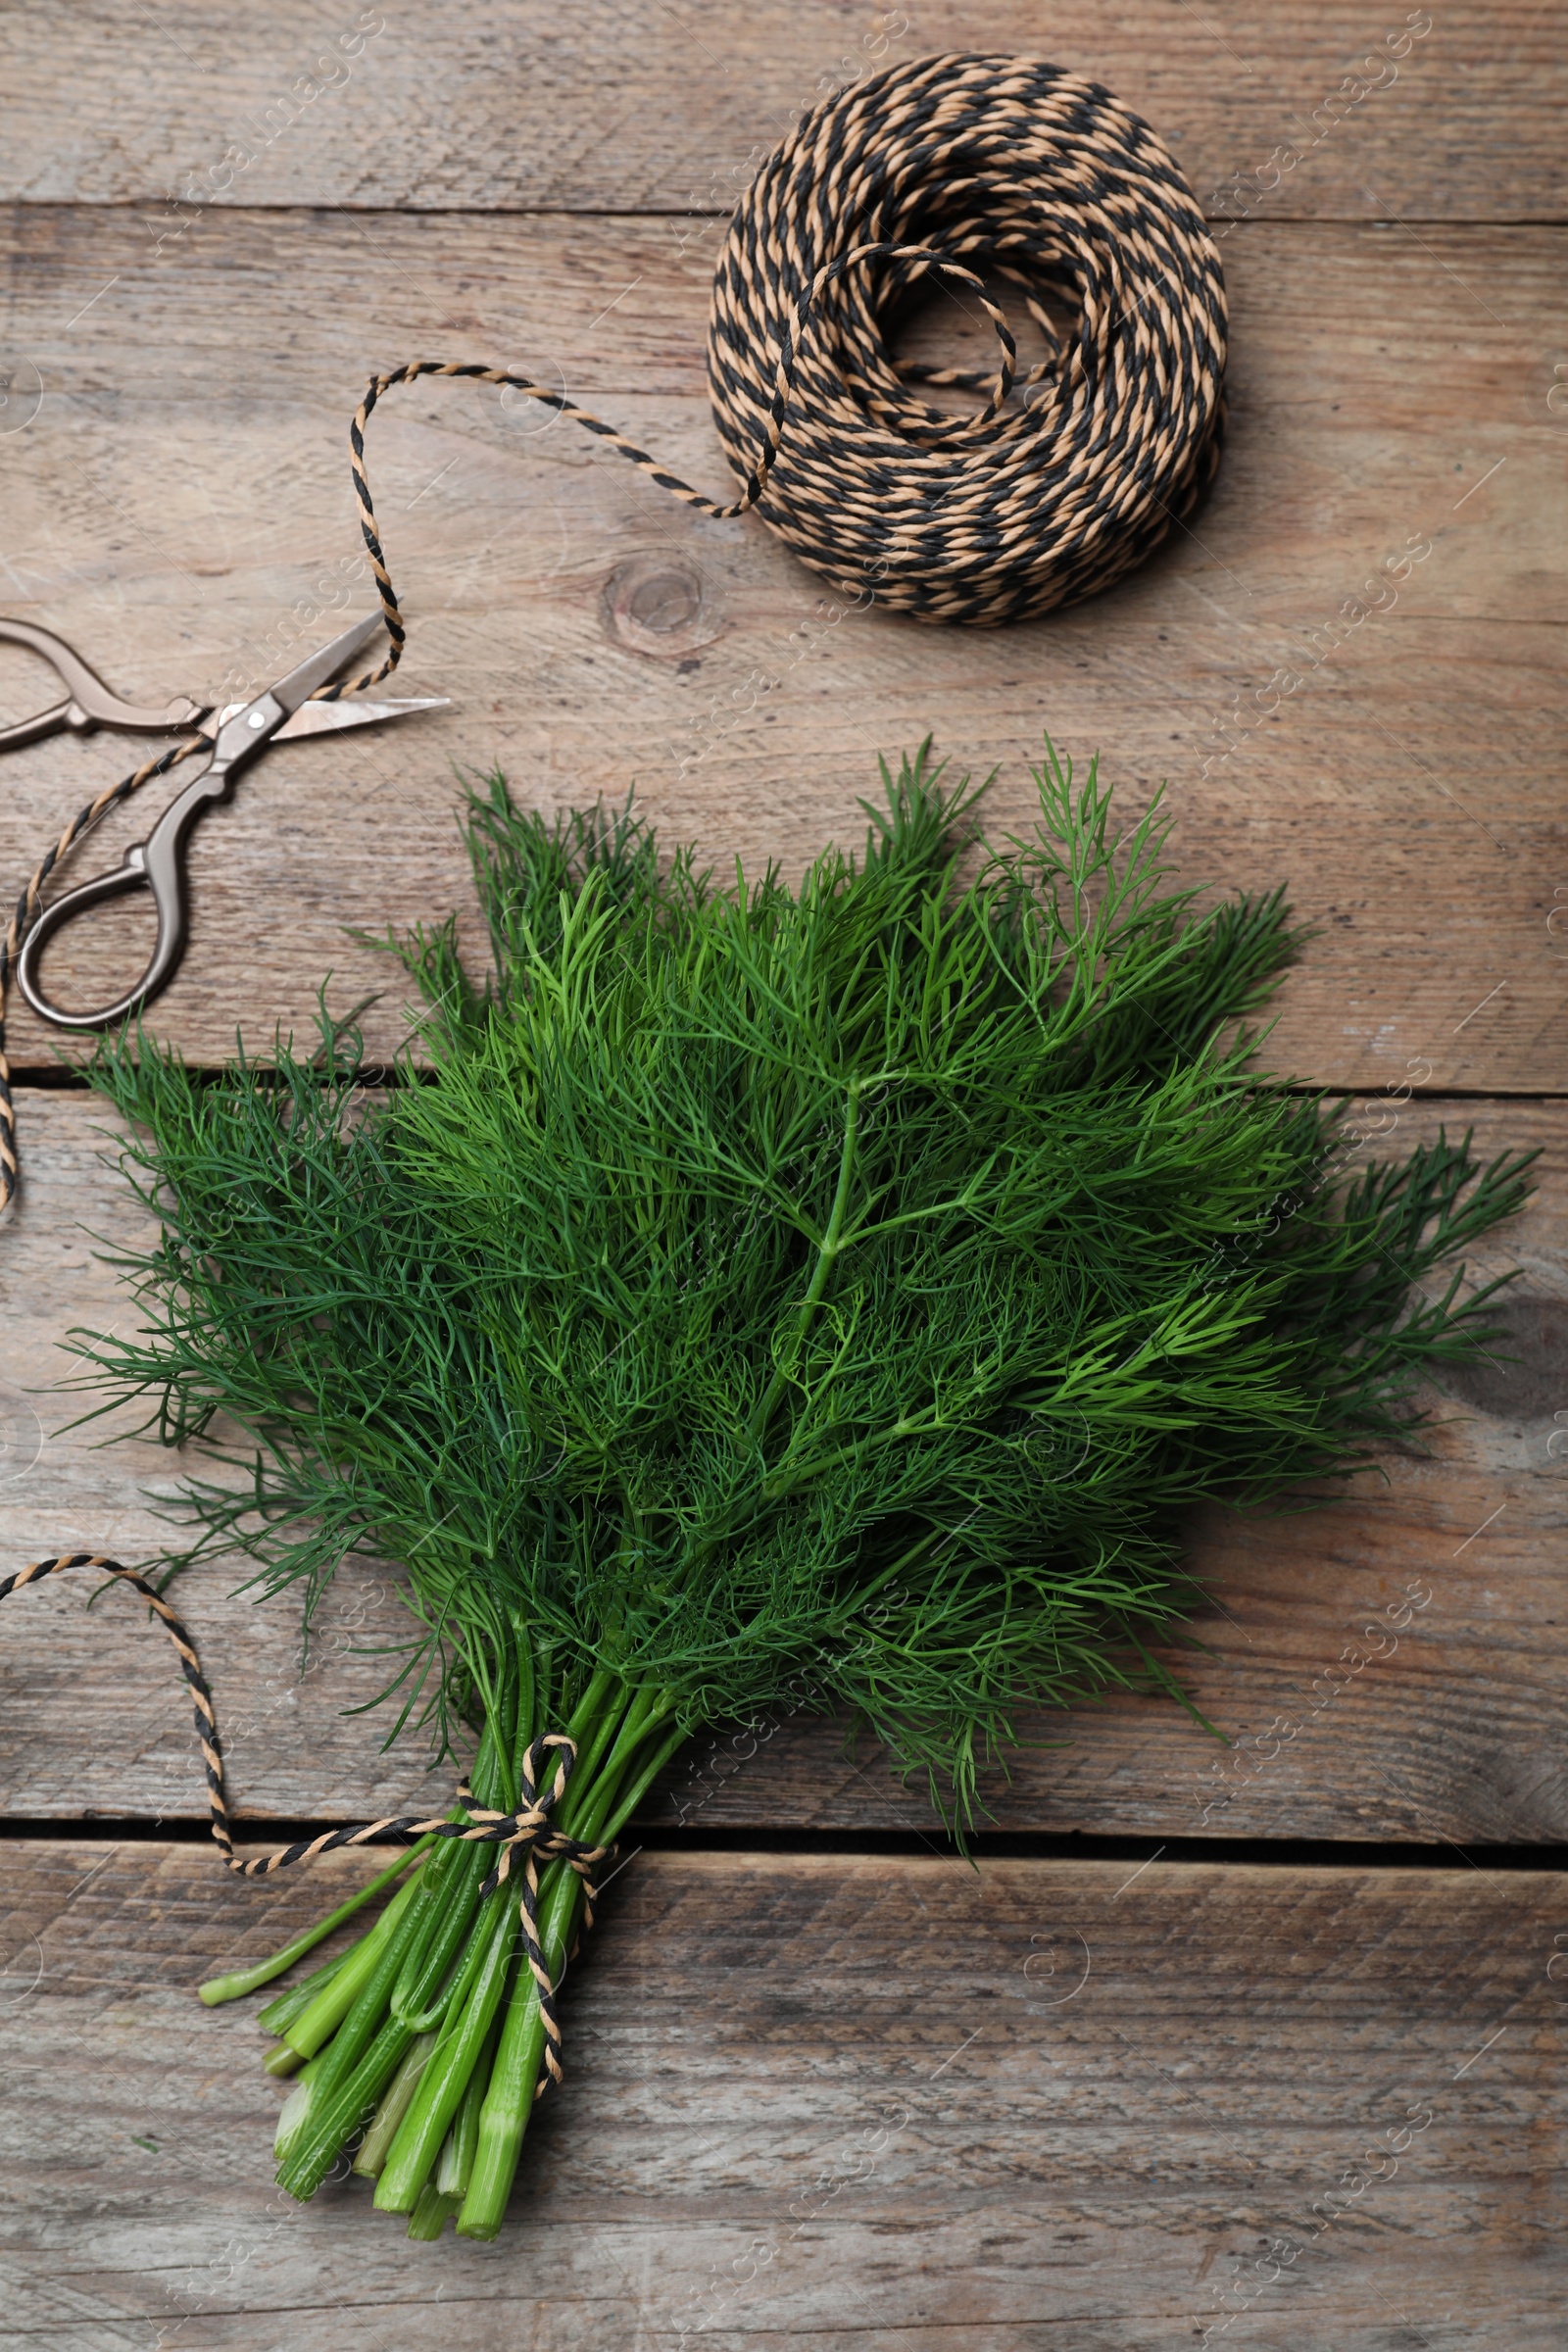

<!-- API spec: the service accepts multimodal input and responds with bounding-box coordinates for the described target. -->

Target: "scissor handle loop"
[13,847,183,1031]
[12,750,243,1029]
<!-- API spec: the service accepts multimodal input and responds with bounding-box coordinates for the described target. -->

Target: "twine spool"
[708,51,1228,623]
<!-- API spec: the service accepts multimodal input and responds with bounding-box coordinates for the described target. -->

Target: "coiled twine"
[0,51,1231,1215]
[706,50,1227,624]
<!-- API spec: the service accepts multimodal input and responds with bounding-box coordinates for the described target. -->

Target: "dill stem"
[353,2031,439,2178]
[271,1721,513,2186]
[456,1692,684,2241]
[457,1862,583,2240]
[274,1871,442,2197]
[746,1075,861,1448]
[436,2008,506,2196]
[562,1664,628,1796]
[406,2183,463,2241]
[345,1693,573,2220]
[256,1949,354,2038]
[391,1839,488,2030]
[371,1886,518,2213]
[280,1864,429,2059]
[198,1840,431,2007]
[280,2008,420,2200]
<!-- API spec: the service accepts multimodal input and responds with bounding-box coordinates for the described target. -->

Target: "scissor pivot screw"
[246,710,268,728]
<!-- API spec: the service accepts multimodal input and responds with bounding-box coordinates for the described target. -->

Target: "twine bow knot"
[456,1735,611,1900]
[0,1553,613,2098]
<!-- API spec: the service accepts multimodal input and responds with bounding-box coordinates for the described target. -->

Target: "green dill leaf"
[80,740,1535,1826]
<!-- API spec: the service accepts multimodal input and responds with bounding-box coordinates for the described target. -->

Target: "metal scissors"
[4,612,446,1029]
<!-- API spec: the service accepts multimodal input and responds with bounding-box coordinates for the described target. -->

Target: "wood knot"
[601,555,720,662]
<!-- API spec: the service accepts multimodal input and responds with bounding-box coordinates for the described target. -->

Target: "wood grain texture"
[4,4,1564,2339]
[2,1839,1564,2348]
[2,2,1560,222]
[0,207,1563,1091]
[3,1089,1563,1842]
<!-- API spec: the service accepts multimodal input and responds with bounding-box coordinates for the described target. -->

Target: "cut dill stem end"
[199,1843,430,2008]
[406,2184,463,2241]
[79,736,1535,2239]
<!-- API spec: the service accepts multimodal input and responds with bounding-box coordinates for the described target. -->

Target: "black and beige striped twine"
[0,52,1225,1216]
[0,1551,608,2095]
[0,51,1226,2058]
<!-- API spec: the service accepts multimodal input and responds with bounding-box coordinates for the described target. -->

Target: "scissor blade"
[275,694,449,739]
[206,695,450,740]
[267,612,386,715]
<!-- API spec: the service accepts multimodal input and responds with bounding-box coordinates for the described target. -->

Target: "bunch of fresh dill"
[81,743,1530,2239]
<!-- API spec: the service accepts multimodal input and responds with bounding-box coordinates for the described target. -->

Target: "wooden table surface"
[2,7,1564,2345]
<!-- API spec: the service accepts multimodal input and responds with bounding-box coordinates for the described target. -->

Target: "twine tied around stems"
[0,1552,610,2097]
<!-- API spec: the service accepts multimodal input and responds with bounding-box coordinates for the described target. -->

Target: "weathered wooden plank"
[3,2,1560,222]
[1,1840,1563,2347]
[0,207,1562,1091]
[2,1089,1562,1842]
[0,1088,459,1832]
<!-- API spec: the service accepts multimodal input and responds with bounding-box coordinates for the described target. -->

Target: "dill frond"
[82,740,1533,1831]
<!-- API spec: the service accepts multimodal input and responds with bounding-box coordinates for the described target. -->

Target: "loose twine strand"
[0,52,1224,1219]
[0,1553,608,2097]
